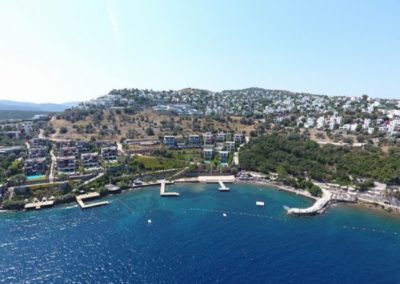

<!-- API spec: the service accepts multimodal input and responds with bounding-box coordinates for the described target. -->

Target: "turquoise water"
[0,183,399,283]
[26,174,46,181]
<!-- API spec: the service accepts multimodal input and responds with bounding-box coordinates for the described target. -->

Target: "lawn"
[138,156,188,170]
[170,149,202,163]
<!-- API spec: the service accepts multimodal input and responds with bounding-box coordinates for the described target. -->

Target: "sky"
[0,0,400,103]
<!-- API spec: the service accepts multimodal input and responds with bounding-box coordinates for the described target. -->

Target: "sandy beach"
[235,179,318,201]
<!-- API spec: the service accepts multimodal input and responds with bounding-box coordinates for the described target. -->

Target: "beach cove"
[0,183,399,283]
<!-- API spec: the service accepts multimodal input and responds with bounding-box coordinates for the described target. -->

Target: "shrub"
[2,199,25,210]
[307,185,322,197]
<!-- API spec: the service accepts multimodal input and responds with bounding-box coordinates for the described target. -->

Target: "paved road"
[49,150,57,183]
[117,142,126,156]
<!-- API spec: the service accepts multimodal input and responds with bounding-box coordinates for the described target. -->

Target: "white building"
[317,116,325,129]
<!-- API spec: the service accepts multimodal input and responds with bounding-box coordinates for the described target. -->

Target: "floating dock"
[256,201,265,207]
[76,192,109,209]
[160,180,179,197]
[218,181,230,192]
[24,200,54,210]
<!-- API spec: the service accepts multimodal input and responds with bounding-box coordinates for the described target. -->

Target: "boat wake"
[64,205,78,209]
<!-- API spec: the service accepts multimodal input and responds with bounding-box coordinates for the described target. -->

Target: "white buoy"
[147,219,152,224]
[223,213,227,217]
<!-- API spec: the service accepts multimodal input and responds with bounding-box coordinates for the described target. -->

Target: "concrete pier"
[218,181,230,192]
[287,188,332,216]
[160,180,179,197]
[76,192,109,209]
[24,200,54,210]
[174,175,235,183]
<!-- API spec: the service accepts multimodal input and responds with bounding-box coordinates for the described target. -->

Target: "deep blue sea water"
[0,183,399,283]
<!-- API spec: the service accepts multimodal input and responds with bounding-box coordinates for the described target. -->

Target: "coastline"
[2,179,400,283]
[2,175,400,216]
[0,177,311,213]
[354,198,400,214]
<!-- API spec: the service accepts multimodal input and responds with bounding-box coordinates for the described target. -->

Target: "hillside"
[40,86,399,147]
[48,108,255,141]
[240,133,400,185]
[0,100,78,112]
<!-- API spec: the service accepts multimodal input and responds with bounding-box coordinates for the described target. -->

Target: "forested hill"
[239,133,400,186]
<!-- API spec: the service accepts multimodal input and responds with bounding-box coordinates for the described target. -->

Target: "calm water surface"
[0,184,399,283]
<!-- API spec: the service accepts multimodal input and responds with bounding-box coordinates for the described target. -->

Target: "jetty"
[160,180,179,197]
[287,188,332,216]
[218,181,230,192]
[24,200,54,210]
[174,175,235,183]
[76,192,109,209]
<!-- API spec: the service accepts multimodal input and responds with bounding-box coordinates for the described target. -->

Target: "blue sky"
[0,0,399,103]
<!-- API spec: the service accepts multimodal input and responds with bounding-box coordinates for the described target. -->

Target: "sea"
[0,183,399,284]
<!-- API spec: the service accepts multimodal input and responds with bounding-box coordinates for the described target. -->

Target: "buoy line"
[342,225,400,237]
[118,199,136,214]
[115,202,400,237]
[187,208,287,222]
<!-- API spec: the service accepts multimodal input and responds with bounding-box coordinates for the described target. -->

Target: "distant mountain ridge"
[0,100,78,112]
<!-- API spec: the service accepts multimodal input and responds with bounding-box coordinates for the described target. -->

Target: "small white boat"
[222,213,227,217]
[147,219,152,224]
[256,201,265,207]
[106,183,121,193]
